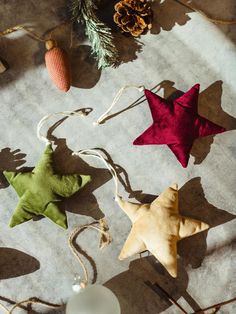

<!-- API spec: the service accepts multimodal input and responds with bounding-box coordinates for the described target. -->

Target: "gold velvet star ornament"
[117,183,209,277]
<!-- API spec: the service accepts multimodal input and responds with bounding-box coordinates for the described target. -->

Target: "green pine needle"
[71,0,118,69]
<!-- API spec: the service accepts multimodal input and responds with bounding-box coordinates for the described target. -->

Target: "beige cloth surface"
[0,1,235,313]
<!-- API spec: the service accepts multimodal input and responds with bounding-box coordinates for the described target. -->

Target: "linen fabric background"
[0,0,235,313]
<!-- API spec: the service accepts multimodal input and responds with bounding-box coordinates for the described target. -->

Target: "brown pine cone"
[114,0,152,37]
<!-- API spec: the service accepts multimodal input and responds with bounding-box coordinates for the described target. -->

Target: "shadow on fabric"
[184,0,236,46]
[105,257,201,314]
[0,35,37,89]
[0,247,40,280]
[150,0,192,34]
[0,147,26,189]
[178,177,236,268]
[70,45,102,89]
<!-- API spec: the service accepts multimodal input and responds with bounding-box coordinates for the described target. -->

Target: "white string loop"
[37,109,89,144]
[36,110,120,199]
[94,85,145,125]
[73,149,119,200]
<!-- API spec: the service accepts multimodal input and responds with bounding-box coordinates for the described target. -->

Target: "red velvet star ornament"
[133,84,226,167]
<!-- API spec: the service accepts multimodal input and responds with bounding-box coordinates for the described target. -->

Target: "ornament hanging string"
[36,109,91,144]
[37,109,121,199]
[68,219,112,289]
[94,83,162,125]
[94,85,144,125]
[73,149,119,199]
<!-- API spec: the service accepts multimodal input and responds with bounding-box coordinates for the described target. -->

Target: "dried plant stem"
[193,296,236,313]
[145,281,188,314]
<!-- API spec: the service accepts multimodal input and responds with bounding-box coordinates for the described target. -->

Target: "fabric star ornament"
[133,84,226,167]
[4,145,91,229]
[117,183,209,277]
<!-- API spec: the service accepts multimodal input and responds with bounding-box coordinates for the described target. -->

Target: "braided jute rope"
[0,25,46,42]
[68,219,112,287]
[0,220,111,313]
[0,21,71,42]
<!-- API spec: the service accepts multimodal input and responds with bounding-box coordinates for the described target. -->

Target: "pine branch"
[71,0,118,69]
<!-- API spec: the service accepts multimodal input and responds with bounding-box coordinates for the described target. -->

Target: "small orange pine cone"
[45,40,71,92]
[114,0,152,37]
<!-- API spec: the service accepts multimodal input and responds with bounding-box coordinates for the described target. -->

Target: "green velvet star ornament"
[3,145,91,229]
